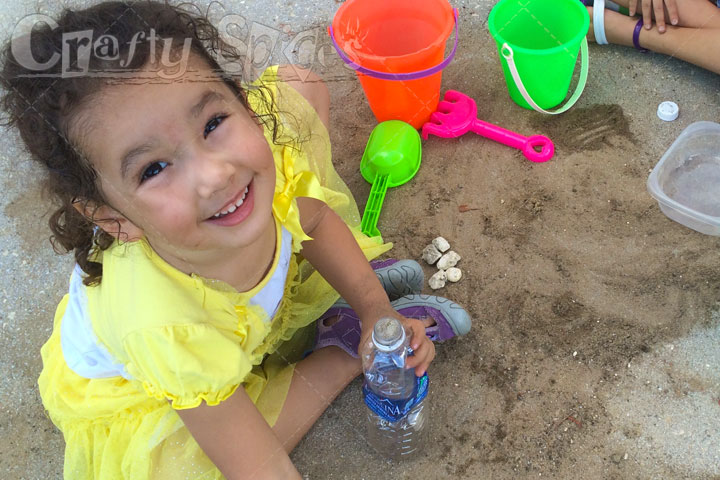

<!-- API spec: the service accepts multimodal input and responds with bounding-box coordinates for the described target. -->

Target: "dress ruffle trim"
[272,146,327,253]
[121,313,269,410]
[141,380,242,410]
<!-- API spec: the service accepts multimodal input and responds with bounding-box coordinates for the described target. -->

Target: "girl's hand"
[630,0,679,33]
[400,316,436,377]
[359,314,436,378]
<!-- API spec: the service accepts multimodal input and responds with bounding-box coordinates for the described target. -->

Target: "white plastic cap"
[371,317,406,352]
[657,101,679,122]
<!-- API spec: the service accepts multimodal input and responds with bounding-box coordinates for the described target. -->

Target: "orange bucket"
[330,0,458,129]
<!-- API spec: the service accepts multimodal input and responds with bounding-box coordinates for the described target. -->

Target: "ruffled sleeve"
[121,305,269,410]
[247,66,354,252]
[272,145,330,251]
[247,65,392,256]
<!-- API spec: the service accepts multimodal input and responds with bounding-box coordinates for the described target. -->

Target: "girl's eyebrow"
[121,141,157,179]
[190,90,224,118]
[119,90,225,179]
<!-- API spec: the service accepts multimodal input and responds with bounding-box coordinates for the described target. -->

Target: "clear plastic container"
[647,121,720,236]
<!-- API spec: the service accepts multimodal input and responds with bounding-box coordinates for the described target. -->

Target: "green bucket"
[488,0,590,114]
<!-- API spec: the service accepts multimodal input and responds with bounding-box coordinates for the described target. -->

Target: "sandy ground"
[2,1,720,479]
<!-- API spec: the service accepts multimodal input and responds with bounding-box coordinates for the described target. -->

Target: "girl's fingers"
[629,0,638,17]
[406,319,425,350]
[401,318,435,376]
[409,338,435,376]
[642,0,653,29]
[666,0,679,25]
[406,339,434,376]
[654,0,667,32]
[417,342,435,376]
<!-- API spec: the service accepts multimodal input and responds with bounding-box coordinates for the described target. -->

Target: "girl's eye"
[140,161,168,183]
[204,114,228,139]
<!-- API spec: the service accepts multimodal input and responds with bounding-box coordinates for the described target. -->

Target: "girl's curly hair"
[0,0,282,285]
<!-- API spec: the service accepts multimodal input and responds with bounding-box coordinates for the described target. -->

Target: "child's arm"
[175,388,302,480]
[277,64,434,372]
[297,196,435,376]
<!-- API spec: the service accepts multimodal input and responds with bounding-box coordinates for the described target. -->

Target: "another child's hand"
[399,316,435,377]
[629,0,679,33]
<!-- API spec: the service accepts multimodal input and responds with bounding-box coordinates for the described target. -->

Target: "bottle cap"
[372,317,405,351]
[657,101,679,122]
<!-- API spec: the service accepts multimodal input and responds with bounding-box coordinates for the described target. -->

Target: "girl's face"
[76,57,276,270]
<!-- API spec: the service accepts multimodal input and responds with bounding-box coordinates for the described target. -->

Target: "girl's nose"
[194,152,235,199]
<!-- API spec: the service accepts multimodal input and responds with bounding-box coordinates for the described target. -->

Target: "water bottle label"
[362,373,428,422]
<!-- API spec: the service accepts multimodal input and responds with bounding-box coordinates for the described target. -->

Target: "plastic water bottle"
[362,317,428,461]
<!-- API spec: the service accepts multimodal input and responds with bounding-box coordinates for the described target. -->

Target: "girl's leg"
[588,7,720,74]
[277,65,330,130]
[608,0,720,28]
[272,344,361,452]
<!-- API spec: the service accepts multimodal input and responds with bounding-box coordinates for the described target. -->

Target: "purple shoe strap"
[370,258,398,270]
[314,307,361,358]
[633,18,649,53]
[395,305,456,342]
[316,295,459,357]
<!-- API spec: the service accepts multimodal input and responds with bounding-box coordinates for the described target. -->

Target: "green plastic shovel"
[360,120,422,237]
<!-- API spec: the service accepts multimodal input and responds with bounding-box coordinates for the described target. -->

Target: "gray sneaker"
[313,293,471,357]
[390,294,472,342]
[371,258,424,300]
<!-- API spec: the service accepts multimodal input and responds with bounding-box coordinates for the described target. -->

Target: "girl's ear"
[72,201,144,241]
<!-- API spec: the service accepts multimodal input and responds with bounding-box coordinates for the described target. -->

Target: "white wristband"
[593,0,609,45]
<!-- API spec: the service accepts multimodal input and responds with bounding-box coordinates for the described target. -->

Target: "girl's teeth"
[211,185,250,219]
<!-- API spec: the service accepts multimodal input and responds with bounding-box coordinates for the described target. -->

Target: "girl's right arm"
[175,387,302,480]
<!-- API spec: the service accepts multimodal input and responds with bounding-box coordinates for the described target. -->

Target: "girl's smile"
[206,181,254,226]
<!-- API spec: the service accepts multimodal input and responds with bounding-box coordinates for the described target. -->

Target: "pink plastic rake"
[421,90,554,163]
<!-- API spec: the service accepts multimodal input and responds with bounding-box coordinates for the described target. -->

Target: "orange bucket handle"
[328,8,459,81]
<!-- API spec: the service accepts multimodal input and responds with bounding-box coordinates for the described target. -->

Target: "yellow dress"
[37,66,391,479]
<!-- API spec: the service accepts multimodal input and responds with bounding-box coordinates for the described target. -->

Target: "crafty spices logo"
[9,12,335,80]
[216,14,337,79]
[10,14,192,79]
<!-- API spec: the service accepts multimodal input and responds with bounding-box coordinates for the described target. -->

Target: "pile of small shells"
[421,236,462,290]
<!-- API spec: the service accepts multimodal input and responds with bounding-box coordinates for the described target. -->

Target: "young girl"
[585,0,720,74]
[0,1,471,478]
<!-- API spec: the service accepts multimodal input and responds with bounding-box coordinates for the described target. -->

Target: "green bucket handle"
[500,37,589,115]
